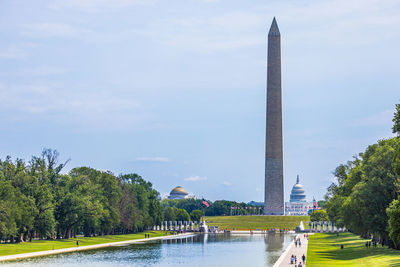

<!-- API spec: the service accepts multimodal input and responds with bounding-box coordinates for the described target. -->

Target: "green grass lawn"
[307,232,400,266]
[204,215,309,230]
[0,231,164,257]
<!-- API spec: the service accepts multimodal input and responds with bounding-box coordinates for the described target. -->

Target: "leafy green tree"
[190,210,204,222]
[175,208,190,221]
[0,203,16,240]
[393,103,400,136]
[118,182,141,232]
[0,180,18,240]
[310,210,328,222]
[148,190,163,226]
[324,194,345,227]
[387,198,400,249]
[119,173,162,231]
[28,149,70,239]
[324,137,400,245]
[0,150,168,241]
[317,200,326,209]
[161,199,204,214]
[161,199,255,217]
[176,199,204,214]
[164,207,176,221]
[206,201,228,216]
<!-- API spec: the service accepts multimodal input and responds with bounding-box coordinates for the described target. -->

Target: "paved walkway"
[273,233,311,267]
[0,233,195,262]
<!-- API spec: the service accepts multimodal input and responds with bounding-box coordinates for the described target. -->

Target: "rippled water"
[2,234,293,267]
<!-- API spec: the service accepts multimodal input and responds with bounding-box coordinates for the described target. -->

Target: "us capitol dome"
[285,175,313,216]
[289,175,307,202]
[168,186,196,200]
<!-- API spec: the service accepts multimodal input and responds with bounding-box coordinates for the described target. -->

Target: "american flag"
[313,197,320,209]
[202,198,209,208]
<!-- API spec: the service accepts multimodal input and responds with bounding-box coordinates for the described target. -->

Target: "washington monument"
[264,18,284,215]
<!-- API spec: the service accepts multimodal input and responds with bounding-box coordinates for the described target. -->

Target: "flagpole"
[201,196,204,223]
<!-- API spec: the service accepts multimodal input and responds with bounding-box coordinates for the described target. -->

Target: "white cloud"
[23,23,85,38]
[28,0,397,53]
[11,67,68,77]
[135,157,169,163]
[0,47,27,59]
[222,181,231,186]
[0,82,146,131]
[140,0,400,53]
[22,23,140,44]
[49,0,156,11]
[184,176,207,182]
[146,13,265,53]
[350,109,394,127]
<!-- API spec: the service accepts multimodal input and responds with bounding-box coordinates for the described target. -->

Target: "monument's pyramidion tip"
[269,17,280,36]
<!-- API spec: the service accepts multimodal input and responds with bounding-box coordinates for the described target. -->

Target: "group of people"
[290,254,306,266]
[294,237,302,247]
[366,241,378,248]
[144,234,151,238]
[164,231,179,235]
[290,234,307,266]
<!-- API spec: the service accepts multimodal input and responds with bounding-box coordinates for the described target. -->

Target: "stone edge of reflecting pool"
[0,233,194,262]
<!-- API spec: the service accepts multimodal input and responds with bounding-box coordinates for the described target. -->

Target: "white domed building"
[167,186,196,200]
[285,176,314,216]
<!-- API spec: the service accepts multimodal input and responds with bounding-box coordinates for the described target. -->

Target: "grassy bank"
[0,231,164,256]
[307,232,400,266]
[204,215,308,230]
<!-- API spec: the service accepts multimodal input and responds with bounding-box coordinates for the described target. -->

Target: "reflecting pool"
[2,233,293,267]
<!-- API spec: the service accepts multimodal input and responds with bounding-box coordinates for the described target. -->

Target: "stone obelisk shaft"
[264,18,284,215]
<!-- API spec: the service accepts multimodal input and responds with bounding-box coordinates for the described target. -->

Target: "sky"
[0,0,399,203]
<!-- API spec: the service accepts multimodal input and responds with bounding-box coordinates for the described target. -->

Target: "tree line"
[0,149,163,243]
[161,198,261,217]
[324,104,400,249]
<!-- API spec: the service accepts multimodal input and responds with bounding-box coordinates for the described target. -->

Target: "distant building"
[168,186,196,200]
[285,176,313,216]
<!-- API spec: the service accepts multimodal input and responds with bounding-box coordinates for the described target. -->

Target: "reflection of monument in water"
[264,234,286,266]
[264,234,284,252]
[264,17,284,215]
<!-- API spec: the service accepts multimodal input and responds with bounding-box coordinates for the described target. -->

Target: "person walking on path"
[76,240,79,247]
[274,233,310,267]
